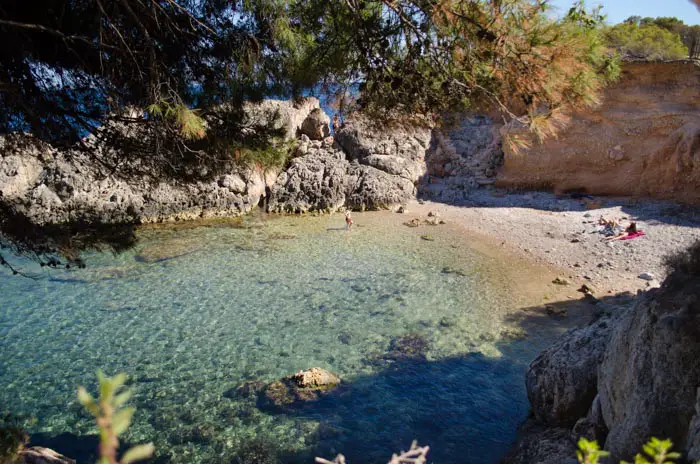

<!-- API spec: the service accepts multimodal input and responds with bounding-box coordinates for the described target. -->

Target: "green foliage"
[577,438,610,464]
[576,437,683,464]
[78,371,154,464]
[604,22,689,60]
[232,141,294,170]
[0,414,29,464]
[146,101,206,141]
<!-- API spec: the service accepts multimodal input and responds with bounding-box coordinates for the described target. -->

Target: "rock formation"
[507,247,700,463]
[18,447,76,464]
[257,368,341,412]
[498,61,700,204]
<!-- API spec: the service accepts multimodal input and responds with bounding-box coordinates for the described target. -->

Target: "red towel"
[619,231,646,241]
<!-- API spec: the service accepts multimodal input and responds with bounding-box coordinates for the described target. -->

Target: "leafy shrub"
[604,23,689,60]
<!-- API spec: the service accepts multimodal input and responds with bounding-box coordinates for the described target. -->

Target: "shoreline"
[401,190,700,297]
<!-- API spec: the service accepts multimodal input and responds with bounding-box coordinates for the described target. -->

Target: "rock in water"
[292,367,340,389]
[258,368,340,412]
[300,108,331,140]
[19,447,76,464]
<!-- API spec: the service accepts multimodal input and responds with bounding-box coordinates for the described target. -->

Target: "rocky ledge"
[1,101,504,230]
[505,254,700,463]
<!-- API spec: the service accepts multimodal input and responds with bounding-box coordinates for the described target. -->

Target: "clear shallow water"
[0,212,563,463]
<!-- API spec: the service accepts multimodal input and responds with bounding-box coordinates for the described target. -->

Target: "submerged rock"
[19,447,76,464]
[257,368,341,412]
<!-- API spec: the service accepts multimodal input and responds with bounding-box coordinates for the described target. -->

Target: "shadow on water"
[277,294,635,464]
[26,293,634,464]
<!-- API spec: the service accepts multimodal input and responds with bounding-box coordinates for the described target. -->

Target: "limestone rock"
[242,97,322,141]
[292,367,341,389]
[526,313,620,427]
[0,133,277,227]
[300,108,331,141]
[344,164,416,210]
[335,114,432,183]
[267,149,349,213]
[598,290,700,461]
[19,447,76,464]
[258,368,340,412]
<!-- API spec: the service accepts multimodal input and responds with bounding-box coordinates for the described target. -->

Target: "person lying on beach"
[604,222,645,242]
[598,216,622,237]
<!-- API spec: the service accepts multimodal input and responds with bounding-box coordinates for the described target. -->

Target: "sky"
[547,0,700,25]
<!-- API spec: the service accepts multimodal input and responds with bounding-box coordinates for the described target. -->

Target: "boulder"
[502,421,578,464]
[243,97,322,141]
[258,368,340,412]
[598,290,700,461]
[267,149,349,213]
[526,313,620,427]
[300,108,331,141]
[335,114,432,182]
[344,164,416,210]
[19,447,76,464]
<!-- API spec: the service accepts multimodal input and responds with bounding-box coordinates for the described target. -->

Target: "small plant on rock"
[77,371,154,464]
[576,437,682,464]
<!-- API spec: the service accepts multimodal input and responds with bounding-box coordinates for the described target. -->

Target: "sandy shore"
[401,190,700,296]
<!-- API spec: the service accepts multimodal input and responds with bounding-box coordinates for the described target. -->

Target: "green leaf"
[120,443,155,464]
[77,387,99,416]
[113,390,133,408]
[112,373,128,389]
[112,407,135,436]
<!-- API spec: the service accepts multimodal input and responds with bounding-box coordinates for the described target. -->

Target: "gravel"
[405,190,700,295]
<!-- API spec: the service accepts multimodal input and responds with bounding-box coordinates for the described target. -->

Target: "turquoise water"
[0,212,562,463]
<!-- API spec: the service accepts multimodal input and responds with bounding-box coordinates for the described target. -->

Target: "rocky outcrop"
[0,134,273,225]
[19,447,76,464]
[257,368,341,412]
[499,61,700,204]
[509,257,700,463]
[300,108,331,140]
[243,97,323,141]
[334,114,433,183]
[268,144,348,213]
[526,314,618,428]
[598,287,700,460]
[0,99,329,227]
[268,136,416,213]
[503,422,577,464]
[420,115,503,202]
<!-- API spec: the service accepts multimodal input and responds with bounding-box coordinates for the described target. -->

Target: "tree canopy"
[0,0,621,266]
[616,15,699,60]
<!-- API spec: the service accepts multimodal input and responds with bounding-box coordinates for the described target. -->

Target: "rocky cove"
[1,60,700,464]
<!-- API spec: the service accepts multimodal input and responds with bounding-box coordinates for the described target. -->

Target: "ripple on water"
[1,212,556,463]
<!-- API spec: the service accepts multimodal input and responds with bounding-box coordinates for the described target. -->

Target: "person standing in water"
[345,211,353,231]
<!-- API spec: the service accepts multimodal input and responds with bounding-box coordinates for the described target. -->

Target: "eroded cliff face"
[499,61,700,203]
